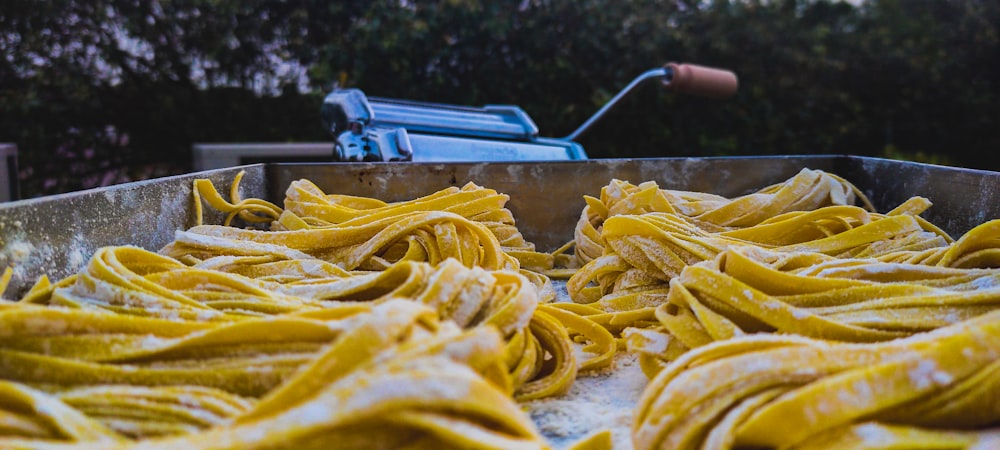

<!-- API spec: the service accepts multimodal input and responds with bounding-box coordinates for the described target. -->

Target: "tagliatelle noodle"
[571,169,876,266]
[875,217,1000,268]
[627,244,1000,366]
[0,300,360,441]
[0,267,13,299]
[16,166,1000,449]
[191,175,564,306]
[568,187,994,313]
[166,210,517,271]
[785,422,1000,449]
[632,309,1000,450]
[0,305,347,396]
[14,243,585,399]
[279,178,575,276]
[191,171,282,227]
[567,204,943,321]
[54,385,253,438]
[38,246,318,319]
[181,175,612,394]
[0,301,552,448]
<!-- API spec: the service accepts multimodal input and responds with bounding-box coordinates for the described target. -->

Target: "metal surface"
[3,156,999,297]
[841,156,1000,238]
[320,88,585,162]
[0,143,18,201]
[368,98,540,140]
[405,134,585,162]
[323,89,539,141]
[0,166,266,295]
[192,143,334,171]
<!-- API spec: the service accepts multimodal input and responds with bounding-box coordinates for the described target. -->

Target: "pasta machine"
[320,63,738,162]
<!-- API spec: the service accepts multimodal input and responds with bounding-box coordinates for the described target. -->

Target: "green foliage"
[1,0,998,198]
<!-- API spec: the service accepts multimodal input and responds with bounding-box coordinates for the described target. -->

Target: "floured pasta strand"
[573,179,686,265]
[192,170,282,227]
[29,246,322,319]
[79,246,540,357]
[571,208,991,319]
[266,257,539,339]
[537,304,617,373]
[874,218,1000,268]
[183,175,598,389]
[279,179,570,275]
[0,302,366,397]
[191,248,558,305]
[0,301,550,449]
[0,266,13,300]
[37,302,547,449]
[182,188,562,300]
[688,168,873,226]
[629,245,1000,368]
[163,210,517,271]
[632,308,1000,450]
[784,422,1000,449]
[15,244,586,401]
[55,385,253,438]
[193,174,570,276]
[0,379,125,444]
[572,169,875,265]
[192,254,352,283]
[567,203,943,310]
[505,304,618,402]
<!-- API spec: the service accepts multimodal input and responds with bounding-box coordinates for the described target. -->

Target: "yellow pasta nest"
[0,300,549,448]
[0,173,620,449]
[187,173,574,276]
[633,309,1000,449]
[565,170,1000,449]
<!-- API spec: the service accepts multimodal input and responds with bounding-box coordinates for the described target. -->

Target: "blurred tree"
[0,0,323,195]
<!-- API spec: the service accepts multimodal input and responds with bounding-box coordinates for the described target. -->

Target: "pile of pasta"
[0,173,616,449]
[0,299,548,448]
[566,168,1000,448]
[4,166,1000,449]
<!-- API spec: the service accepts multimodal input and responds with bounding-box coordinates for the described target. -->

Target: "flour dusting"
[525,280,650,449]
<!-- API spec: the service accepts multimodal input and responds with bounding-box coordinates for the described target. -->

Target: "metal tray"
[2,155,999,296]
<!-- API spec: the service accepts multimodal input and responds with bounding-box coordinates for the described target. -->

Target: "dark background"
[2,0,998,198]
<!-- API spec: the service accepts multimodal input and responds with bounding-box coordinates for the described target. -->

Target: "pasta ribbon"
[632,309,1000,449]
[627,245,1000,365]
[14,243,580,399]
[192,170,281,227]
[165,210,517,271]
[56,385,252,438]
[564,171,1000,343]
[0,300,551,449]
[572,169,875,266]
[284,179,579,276]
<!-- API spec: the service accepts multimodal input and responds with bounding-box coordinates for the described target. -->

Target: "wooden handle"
[663,63,738,98]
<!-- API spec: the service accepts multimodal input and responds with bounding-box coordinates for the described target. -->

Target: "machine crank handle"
[563,62,738,142]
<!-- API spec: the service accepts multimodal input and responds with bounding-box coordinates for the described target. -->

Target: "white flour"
[525,351,648,449]
[524,280,650,449]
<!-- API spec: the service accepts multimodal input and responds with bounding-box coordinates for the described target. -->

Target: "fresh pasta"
[0,301,552,449]
[572,168,876,266]
[6,166,1000,450]
[632,309,1000,450]
[626,243,1000,373]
